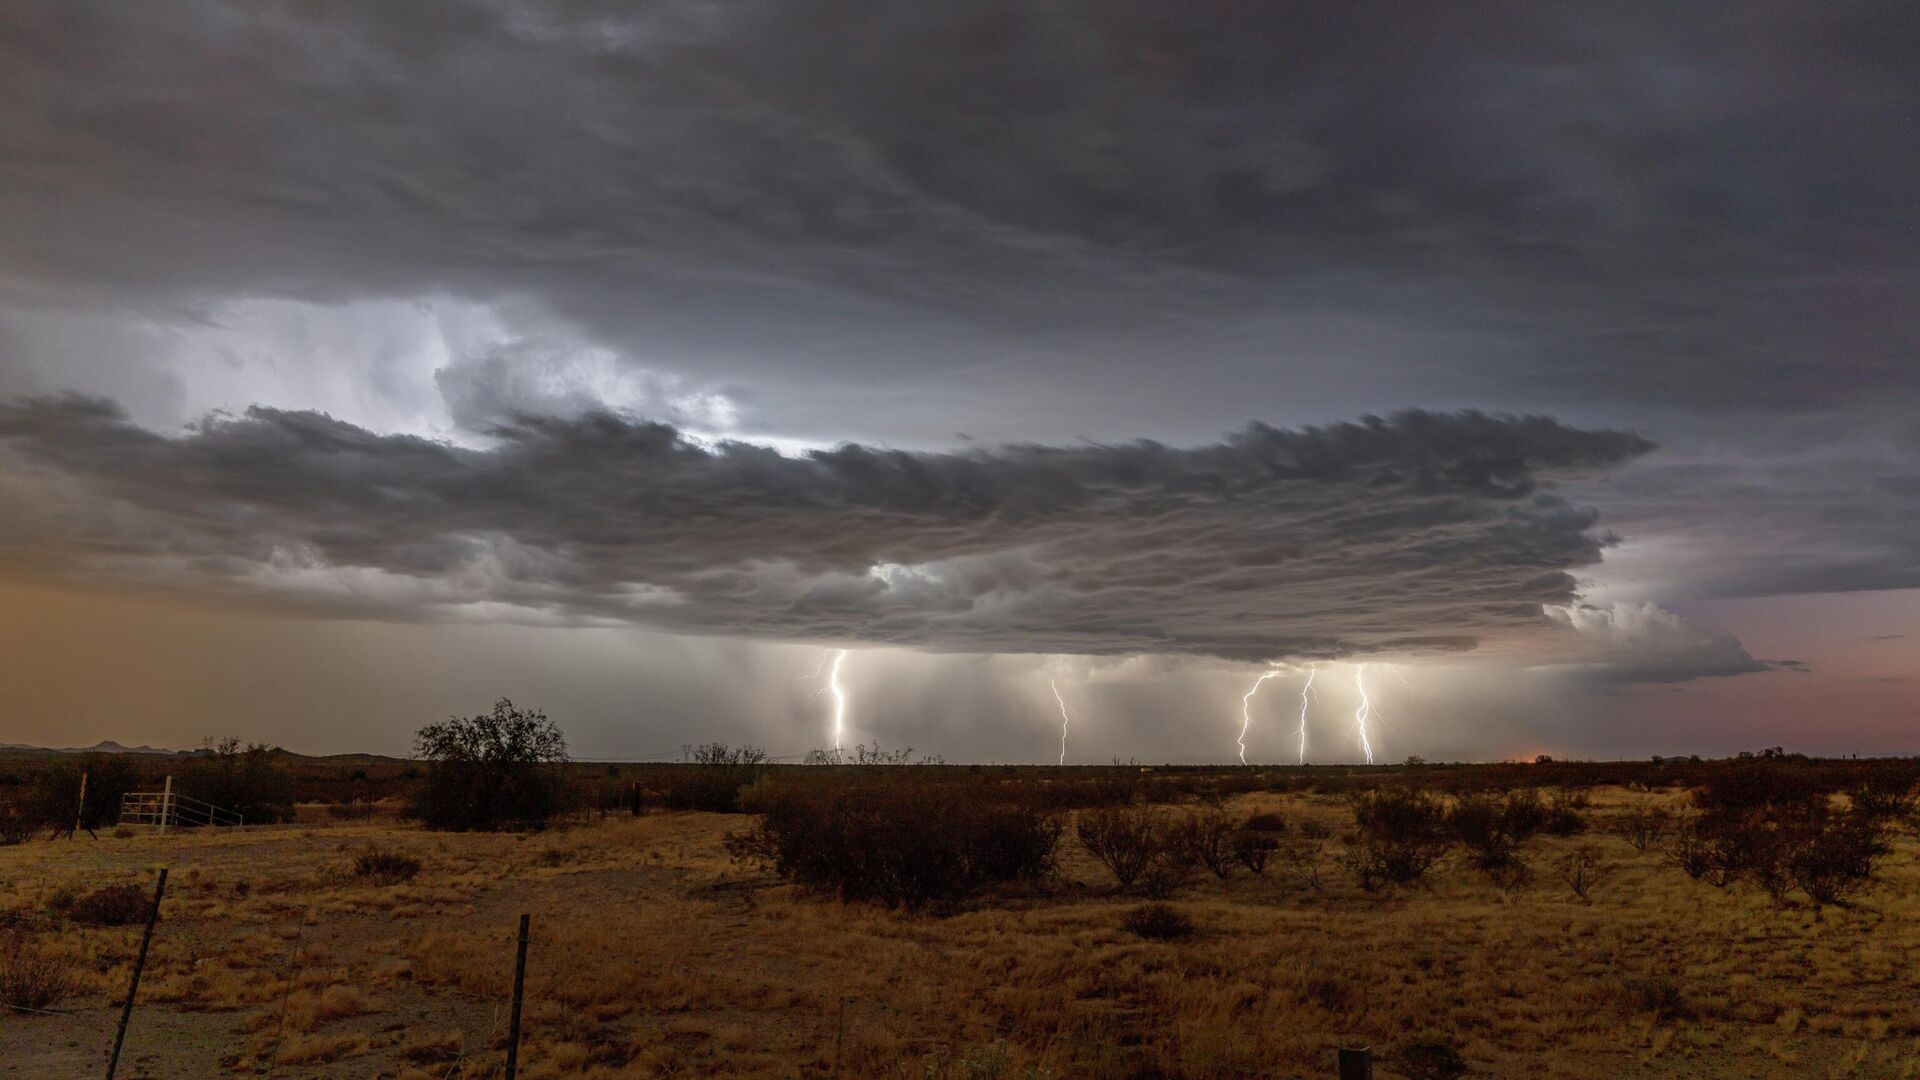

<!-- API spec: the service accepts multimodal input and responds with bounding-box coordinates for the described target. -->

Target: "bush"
[1669,785,1893,906]
[0,928,73,1012]
[1076,805,1162,889]
[180,738,295,824]
[1615,803,1671,852]
[1345,788,1452,890]
[1241,811,1290,833]
[1617,974,1691,1022]
[1392,1033,1468,1080]
[653,744,770,813]
[26,754,145,835]
[1172,807,1238,880]
[0,800,32,846]
[1785,805,1890,907]
[1448,793,1522,871]
[728,777,1059,908]
[1498,788,1548,839]
[1541,790,1588,836]
[68,883,150,926]
[411,699,569,831]
[1232,831,1278,874]
[351,846,422,885]
[1121,903,1193,941]
[1558,844,1612,901]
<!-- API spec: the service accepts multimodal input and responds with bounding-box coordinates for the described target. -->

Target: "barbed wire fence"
[34,890,1381,1079]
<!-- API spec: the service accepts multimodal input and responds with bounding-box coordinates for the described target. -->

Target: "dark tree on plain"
[412,699,569,831]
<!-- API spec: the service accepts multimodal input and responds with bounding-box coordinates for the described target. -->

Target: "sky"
[0,1,1915,762]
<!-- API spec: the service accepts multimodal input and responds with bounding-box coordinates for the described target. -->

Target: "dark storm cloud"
[0,0,1916,640]
[0,400,1649,659]
[1,0,1914,414]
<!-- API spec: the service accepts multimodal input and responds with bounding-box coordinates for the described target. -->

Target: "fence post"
[157,776,172,836]
[74,770,89,839]
[833,996,847,1075]
[106,867,168,1080]
[504,913,530,1079]
[1337,1046,1373,1080]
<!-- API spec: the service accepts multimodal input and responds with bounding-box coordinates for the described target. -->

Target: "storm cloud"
[0,399,1647,659]
[1,2,1915,756]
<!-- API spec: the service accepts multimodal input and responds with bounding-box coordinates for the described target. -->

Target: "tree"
[181,737,294,824]
[411,699,569,831]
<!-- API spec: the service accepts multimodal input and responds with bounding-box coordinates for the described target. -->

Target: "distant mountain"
[0,739,187,756]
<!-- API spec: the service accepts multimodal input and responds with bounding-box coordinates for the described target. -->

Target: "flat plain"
[4,783,1919,1079]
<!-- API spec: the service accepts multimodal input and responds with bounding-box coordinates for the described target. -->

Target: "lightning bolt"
[1049,678,1073,766]
[826,648,849,763]
[1238,669,1283,766]
[1296,666,1318,765]
[1353,663,1377,765]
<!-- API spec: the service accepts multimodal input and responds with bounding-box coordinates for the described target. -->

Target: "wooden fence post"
[74,770,88,839]
[1337,1045,1372,1080]
[106,867,168,1080]
[833,996,847,1075]
[156,776,172,836]
[504,913,530,1079]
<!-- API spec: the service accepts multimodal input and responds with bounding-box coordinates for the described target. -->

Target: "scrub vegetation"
[1,748,1918,1077]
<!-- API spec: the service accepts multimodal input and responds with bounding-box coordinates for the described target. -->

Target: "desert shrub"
[1275,834,1325,890]
[1541,790,1588,836]
[1172,807,1238,879]
[1392,1033,1468,1080]
[351,845,422,884]
[25,754,145,835]
[1784,805,1891,907]
[0,800,32,846]
[68,883,150,926]
[1297,818,1332,840]
[1138,848,1198,899]
[1241,811,1289,833]
[1448,793,1522,870]
[1617,974,1691,1022]
[1345,788,1452,890]
[1670,780,1893,906]
[1558,844,1613,901]
[1615,803,1671,852]
[0,928,73,1012]
[1121,903,1193,941]
[1076,804,1163,889]
[1232,831,1277,874]
[180,737,295,824]
[728,777,1059,907]
[411,699,569,831]
[652,743,770,813]
[1849,767,1919,825]
[1498,788,1548,839]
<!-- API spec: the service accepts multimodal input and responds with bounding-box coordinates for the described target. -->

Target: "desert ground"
[5,781,1920,1080]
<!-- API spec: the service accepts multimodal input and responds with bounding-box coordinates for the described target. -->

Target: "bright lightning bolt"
[1353,663,1377,765]
[1049,678,1073,766]
[1238,669,1283,765]
[1296,666,1318,765]
[826,648,849,763]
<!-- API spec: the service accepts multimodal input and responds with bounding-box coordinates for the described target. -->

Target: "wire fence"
[26,883,1380,1079]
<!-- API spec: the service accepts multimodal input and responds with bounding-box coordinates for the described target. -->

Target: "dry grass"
[1,787,1918,1077]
